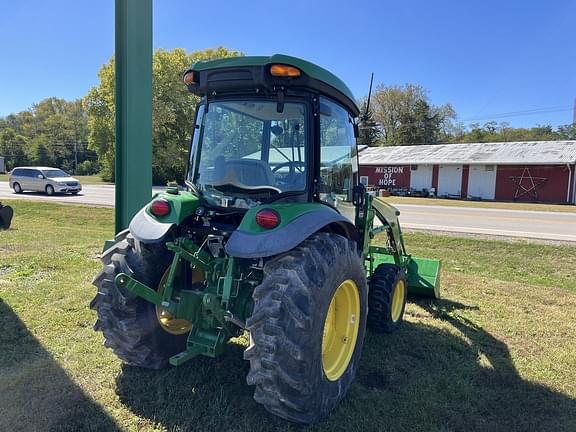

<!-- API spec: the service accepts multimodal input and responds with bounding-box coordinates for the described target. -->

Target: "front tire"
[367,264,407,333]
[245,233,367,424]
[90,231,187,369]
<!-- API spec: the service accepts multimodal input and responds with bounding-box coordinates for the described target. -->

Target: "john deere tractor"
[91,54,441,424]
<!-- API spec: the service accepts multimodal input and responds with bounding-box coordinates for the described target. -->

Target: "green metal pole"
[115,0,153,233]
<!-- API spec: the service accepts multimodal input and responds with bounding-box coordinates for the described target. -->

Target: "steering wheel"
[271,161,306,185]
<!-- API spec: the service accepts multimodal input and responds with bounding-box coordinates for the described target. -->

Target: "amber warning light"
[269,64,301,77]
[183,71,195,85]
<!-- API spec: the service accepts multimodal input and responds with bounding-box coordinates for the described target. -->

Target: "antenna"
[363,73,374,121]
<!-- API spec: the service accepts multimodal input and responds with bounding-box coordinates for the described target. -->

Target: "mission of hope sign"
[375,166,404,187]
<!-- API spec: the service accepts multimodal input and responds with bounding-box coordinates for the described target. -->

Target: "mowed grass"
[382,195,576,213]
[1,200,575,432]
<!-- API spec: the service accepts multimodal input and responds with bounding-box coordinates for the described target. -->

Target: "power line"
[459,106,573,122]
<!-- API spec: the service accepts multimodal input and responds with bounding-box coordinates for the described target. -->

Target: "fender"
[225,203,359,259]
[130,189,200,244]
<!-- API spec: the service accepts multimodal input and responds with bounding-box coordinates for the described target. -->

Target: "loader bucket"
[406,256,441,299]
[371,254,441,299]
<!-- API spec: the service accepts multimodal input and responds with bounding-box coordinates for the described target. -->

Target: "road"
[1,182,575,242]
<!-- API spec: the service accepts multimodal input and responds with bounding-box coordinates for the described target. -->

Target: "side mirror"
[37,174,44,179]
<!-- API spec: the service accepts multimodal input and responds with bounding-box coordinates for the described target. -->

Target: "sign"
[375,166,405,187]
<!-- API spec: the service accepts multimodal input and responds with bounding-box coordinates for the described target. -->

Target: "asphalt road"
[1,182,575,242]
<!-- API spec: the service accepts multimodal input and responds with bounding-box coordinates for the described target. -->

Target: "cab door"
[318,97,357,221]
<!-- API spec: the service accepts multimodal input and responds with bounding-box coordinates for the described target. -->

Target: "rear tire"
[13,183,22,194]
[367,264,407,333]
[45,185,54,196]
[245,233,367,424]
[90,231,187,369]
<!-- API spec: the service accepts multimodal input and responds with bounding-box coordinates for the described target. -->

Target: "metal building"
[358,141,576,204]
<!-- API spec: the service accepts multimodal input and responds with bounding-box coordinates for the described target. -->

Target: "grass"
[0,173,111,185]
[381,195,576,213]
[1,200,575,431]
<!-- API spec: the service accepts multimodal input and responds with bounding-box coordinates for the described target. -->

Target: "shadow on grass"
[115,299,576,432]
[0,299,120,432]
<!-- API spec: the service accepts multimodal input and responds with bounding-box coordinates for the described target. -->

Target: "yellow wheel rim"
[322,279,361,381]
[391,279,406,322]
[155,267,193,336]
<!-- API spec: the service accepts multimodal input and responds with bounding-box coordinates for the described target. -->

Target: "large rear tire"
[90,231,187,369]
[245,233,367,424]
[367,264,407,333]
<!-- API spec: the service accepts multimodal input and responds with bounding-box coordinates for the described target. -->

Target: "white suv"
[9,167,82,195]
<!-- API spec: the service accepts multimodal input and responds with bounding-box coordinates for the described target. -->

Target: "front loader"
[91,54,440,424]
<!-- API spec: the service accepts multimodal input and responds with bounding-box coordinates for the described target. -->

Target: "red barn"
[358,141,576,204]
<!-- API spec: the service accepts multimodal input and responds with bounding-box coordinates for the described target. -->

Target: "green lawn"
[1,201,575,431]
[382,195,576,213]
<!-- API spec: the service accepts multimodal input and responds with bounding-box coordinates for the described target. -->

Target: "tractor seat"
[214,158,275,187]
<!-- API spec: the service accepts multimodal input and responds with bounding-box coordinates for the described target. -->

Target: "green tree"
[370,83,455,145]
[456,122,568,143]
[0,128,29,169]
[84,46,242,183]
[357,99,382,146]
[0,97,89,172]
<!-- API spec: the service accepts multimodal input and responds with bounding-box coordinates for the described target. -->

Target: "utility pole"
[74,141,78,173]
[115,0,153,233]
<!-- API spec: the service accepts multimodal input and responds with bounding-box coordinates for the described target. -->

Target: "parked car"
[9,167,82,195]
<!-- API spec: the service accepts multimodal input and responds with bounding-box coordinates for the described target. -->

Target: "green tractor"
[91,55,441,424]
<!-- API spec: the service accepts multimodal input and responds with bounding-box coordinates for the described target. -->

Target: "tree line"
[0,98,98,174]
[1,47,574,183]
[357,83,575,146]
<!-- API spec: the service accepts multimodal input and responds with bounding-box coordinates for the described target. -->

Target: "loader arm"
[356,193,441,298]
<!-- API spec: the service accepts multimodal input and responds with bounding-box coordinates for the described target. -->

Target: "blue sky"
[0,0,574,128]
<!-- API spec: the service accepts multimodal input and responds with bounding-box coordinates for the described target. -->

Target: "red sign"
[359,166,411,189]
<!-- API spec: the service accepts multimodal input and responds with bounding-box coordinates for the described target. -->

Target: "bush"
[76,159,100,176]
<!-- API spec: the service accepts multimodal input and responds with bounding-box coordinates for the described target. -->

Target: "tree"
[357,99,382,146]
[369,83,455,145]
[0,128,29,169]
[455,122,571,143]
[0,97,89,172]
[84,46,242,183]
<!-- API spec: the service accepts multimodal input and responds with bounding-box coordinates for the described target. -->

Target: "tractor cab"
[184,55,359,215]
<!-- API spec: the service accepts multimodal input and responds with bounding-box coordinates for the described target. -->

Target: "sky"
[0,0,575,128]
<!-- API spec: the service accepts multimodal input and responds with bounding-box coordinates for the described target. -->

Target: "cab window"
[319,97,357,208]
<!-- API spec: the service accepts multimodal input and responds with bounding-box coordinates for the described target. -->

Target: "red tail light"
[150,199,171,217]
[255,209,281,229]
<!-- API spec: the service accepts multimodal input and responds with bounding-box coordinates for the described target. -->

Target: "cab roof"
[187,54,360,117]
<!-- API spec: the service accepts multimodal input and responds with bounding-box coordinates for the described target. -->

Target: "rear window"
[11,169,23,176]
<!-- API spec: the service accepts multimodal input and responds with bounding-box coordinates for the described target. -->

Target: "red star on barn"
[509,167,547,200]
